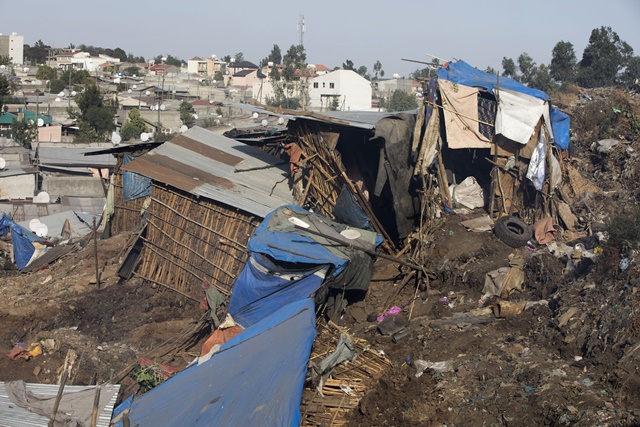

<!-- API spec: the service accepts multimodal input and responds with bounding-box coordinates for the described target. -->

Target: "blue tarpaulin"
[229,253,329,327]
[550,107,571,151]
[113,299,316,427]
[0,213,38,270]
[436,60,549,101]
[247,206,352,274]
[123,153,151,200]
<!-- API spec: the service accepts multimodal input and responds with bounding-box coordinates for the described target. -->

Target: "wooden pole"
[93,217,100,288]
[292,225,424,272]
[424,101,495,127]
[48,370,68,427]
[90,384,101,427]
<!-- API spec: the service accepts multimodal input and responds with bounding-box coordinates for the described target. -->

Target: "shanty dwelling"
[222,104,421,252]
[309,69,373,112]
[413,60,571,229]
[111,126,294,302]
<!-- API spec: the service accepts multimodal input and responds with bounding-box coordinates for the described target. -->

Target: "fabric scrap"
[495,88,546,145]
[532,217,557,244]
[439,80,491,149]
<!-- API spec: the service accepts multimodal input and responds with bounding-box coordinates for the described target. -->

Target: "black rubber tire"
[494,215,532,248]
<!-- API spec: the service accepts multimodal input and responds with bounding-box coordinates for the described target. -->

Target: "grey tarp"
[6,380,119,427]
[373,113,420,238]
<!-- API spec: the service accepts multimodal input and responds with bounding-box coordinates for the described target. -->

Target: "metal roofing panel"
[0,382,120,427]
[18,210,94,239]
[122,127,293,217]
[60,196,106,213]
[33,143,117,168]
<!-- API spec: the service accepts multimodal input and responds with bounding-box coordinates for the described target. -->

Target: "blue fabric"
[550,106,571,151]
[436,60,550,101]
[113,299,316,427]
[228,253,328,327]
[123,153,151,200]
[0,214,36,270]
[332,186,372,230]
[248,206,350,273]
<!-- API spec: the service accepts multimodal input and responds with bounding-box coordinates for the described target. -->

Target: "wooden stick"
[151,197,249,252]
[48,370,68,427]
[93,217,100,288]
[133,272,204,301]
[293,225,424,271]
[90,384,101,427]
[436,152,452,208]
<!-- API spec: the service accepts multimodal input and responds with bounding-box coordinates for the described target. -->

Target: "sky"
[2,0,640,77]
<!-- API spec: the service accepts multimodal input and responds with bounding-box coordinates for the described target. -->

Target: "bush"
[572,90,634,140]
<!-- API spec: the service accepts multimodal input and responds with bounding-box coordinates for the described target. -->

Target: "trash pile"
[0,61,639,426]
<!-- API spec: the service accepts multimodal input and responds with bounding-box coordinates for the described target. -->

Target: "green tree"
[36,65,57,82]
[112,47,127,62]
[517,53,537,85]
[179,101,196,128]
[501,57,518,79]
[550,41,577,83]
[76,121,102,142]
[234,52,245,62]
[485,66,497,74]
[0,76,10,103]
[23,40,50,65]
[124,66,141,76]
[385,90,418,112]
[342,59,354,71]
[356,65,368,79]
[328,96,341,111]
[260,44,282,67]
[75,83,114,138]
[11,117,37,147]
[373,60,384,80]
[120,109,148,141]
[0,55,10,66]
[621,56,640,88]
[578,26,634,88]
[529,64,556,93]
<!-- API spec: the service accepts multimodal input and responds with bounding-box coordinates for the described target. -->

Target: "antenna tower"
[297,14,305,45]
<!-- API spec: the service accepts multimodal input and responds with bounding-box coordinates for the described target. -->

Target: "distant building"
[0,32,24,65]
[309,70,372,111]
[186,57,226,77]
[46,50,120,72]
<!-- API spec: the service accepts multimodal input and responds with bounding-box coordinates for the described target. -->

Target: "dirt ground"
[0,86,639,426]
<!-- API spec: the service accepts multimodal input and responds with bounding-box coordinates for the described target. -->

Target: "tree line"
[410,26,639,93]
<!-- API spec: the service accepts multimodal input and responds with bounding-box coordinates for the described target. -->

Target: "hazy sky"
[2,0,640,77]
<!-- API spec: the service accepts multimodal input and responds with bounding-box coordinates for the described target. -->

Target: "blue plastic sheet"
[0,213,37,270]
[113,299,316,427]
[123,153,151,200]
[228,253,328,327]
[437,60,550,101]
[550,107,571,151]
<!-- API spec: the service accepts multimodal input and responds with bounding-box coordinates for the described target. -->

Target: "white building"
[309,70,372,111]
[0,33,24,65]
[50,51,120,72]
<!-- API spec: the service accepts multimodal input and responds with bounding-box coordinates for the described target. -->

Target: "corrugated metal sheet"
[18,210,94,239]
[60,196,106,214]
[122,126,294,218]
[33,143,117,168]
[226,103,392,130]
[0,382,120,427]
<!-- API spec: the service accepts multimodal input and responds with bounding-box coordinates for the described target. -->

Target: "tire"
[494,215,532,248]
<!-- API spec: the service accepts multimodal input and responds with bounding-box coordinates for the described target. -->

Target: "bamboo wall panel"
[135,184,258,300]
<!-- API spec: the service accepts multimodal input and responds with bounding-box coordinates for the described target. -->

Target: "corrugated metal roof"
[226,103,387,130]
[0,382,120,427]
[33,143,117,168]
[18,210,95,239]
[60,196,106,214]
[122,126,294,218]
[0,166,37,178]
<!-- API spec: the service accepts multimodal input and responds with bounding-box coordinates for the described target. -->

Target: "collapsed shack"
[225,106,422,251]
[103,127,294,301]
